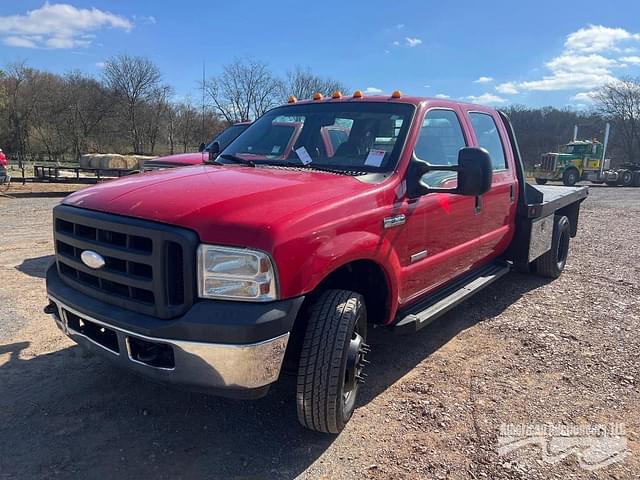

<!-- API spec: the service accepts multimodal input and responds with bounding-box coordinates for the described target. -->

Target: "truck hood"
[63,164,373,247]
[146,152,207,165]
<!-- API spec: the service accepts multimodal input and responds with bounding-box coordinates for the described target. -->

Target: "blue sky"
[1,0,640,108]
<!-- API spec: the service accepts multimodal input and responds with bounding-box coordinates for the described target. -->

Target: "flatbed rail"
[34,165,135,183]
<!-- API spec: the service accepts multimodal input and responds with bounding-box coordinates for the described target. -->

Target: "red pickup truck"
[45,92,587,433]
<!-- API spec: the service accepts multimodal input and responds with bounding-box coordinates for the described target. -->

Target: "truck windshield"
[205,124,250,152]
[219,102,414,173]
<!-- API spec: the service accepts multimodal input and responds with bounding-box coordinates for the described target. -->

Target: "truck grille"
[540,154,557,172]
[53,205,198,319]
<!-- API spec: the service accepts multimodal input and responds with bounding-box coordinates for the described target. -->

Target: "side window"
[414,109,466,188]
[468,112,507,170]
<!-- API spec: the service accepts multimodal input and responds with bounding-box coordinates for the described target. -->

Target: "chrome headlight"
[197,245,278,301]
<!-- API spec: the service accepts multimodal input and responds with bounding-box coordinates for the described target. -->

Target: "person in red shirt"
[0,148,9,184]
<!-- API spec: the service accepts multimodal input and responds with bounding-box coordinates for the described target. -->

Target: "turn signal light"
[313,92,323,100]
[288,95,297,103]
[331,91,342,99]
[391,90,402,98]
[353,90,363,98]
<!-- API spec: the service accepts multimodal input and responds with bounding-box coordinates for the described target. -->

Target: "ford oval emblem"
[81,250,106,269]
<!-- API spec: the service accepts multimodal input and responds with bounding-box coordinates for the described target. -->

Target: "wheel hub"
[342,332,370,412]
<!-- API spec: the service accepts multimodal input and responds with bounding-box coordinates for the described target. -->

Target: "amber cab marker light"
[288,95,297,104]
[331,91,342,99]
[353,90,363,98]
[391,90,402,98]
[313,92,323,100]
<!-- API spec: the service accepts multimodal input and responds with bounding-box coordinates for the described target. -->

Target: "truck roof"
[280,93,497,112]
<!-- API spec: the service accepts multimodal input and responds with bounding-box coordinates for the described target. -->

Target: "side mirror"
[408,147,493,197]
[207,142,220,161]
[198,142,206,152]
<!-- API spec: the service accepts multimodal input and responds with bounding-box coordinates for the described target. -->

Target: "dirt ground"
[0,185,638,479]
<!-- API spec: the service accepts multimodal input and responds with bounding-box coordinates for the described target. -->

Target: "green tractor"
[533,124,640,187]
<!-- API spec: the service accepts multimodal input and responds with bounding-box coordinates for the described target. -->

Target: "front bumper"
[46,265,304,398]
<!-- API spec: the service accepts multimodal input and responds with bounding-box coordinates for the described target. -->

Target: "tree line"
[0,54,638,167]
[0,56,346,162]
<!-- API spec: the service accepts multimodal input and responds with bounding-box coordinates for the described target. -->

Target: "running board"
[394,262,510,334]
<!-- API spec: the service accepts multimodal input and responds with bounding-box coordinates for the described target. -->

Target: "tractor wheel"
[535,178,548,185]
[534,215,570,279]
[562,169,579,186]
[296,289,369,433]
[620,170,634,187]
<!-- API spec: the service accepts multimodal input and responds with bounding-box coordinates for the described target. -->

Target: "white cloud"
[474,76,493,84]
[465,93,508,105]
[571,91,597,103]
[405,37,422,47]
[496,82,519,94]
[565,25,639,53]
[3,35,37,48]
[0,2,133,49]
[95,61,106,68]
[392,40,400,46]
[396,23,405,29]
[423,84,431,88]
[434,93,450,99]
[499,25,640,93]
[133,15,156,25]
[365,87,383,94]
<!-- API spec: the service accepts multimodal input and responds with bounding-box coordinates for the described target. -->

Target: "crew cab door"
[464,110,518,259]
[398,107,485,305]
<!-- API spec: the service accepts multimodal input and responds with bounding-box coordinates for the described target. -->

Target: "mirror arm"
[408,155,460,197]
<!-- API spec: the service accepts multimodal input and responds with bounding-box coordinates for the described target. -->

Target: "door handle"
[475,195,482,214]
[509,184,515,203]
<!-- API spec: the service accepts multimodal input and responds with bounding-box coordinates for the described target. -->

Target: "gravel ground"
[0,186,638,479]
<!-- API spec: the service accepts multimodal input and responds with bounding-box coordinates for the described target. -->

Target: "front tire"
[535,178,548,185]
[534,215,570,278]
[296,289,368,433]
[562,169,579,186]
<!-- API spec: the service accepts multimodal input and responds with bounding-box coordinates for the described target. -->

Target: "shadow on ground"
[15,255,55,279]
[0,272,549,479]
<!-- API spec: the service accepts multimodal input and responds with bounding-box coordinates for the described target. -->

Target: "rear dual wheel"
[620,171,634,187]
[534,215,570,279]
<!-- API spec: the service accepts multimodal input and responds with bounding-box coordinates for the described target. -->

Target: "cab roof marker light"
[288,95,297,104]
[331,91,342,99]
[353,90,363,98]
[391,90,402,99]
[313,92,323,100]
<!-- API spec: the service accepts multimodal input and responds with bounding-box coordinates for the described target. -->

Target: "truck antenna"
[202,61,206,142]
[573,125,578,142]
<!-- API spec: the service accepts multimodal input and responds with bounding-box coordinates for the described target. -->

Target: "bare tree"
[205,59,282,123]
[282,66,348,101]
[595,78,640,165]
[102,54,163,153]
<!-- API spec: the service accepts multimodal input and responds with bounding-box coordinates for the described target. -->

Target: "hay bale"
[133,155,156,169]
[79,154,93,169]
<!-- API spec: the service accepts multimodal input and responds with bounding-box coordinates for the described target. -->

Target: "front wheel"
[535,178,548,185]
[562,169,579,186]
[534,215,570,278]
[296,289,369,433]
